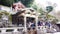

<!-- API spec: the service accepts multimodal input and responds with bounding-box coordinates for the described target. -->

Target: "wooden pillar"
[24,16,27,32]
[35,16,38,30]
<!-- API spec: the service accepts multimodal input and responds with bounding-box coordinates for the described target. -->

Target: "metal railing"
[0,27,24,34]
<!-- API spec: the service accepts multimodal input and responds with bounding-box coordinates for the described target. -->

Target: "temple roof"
[12,1,25,10]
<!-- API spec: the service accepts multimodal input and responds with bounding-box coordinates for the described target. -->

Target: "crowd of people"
[26,18,60,33]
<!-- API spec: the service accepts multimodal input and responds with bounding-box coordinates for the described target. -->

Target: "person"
[38,21,43,26]
[28,21,35,29]
[45,21,51,28]
[31,22,35,29]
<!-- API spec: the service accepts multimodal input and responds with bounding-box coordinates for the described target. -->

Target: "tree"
[0,0,14,7]
[0,10,12,22]
[32,4,38,10]
[14,0,34,7]
[32,4,57,22]
[0,12,2,18]
[46,6,53,13]
[0,0,34,7]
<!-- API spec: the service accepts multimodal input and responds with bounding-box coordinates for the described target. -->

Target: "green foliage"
[1,11,9,15]
[0,0,34,7]
[0,10,12,22]
[46,6,53,13]
[0,0,14,7]
[14,0,34,7]
[39,8,44,13]
[32,4,38,10]
[0,12,2,18]
[9,14,12,22]
[32,4,45,17]
[24,0,34,7]
[32,3,44,13]
[47,14,55,18]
